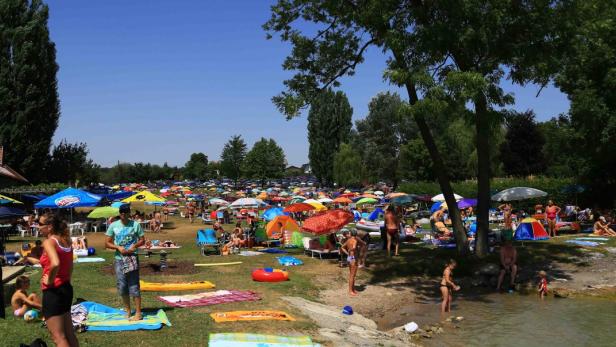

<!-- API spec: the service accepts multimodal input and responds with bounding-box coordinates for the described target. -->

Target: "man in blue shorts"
[105,204,145,320]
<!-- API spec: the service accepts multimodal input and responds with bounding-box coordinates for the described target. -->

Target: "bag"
[20,338,48,347]
[121,255,139,273]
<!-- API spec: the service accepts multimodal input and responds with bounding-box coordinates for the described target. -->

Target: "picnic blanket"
[209,333,320,347]
[139,246,182,250]
[157,290,260,308]
[259,248,287,254]
[239,251,263,256]
[75,257,106,263]
[210,311,295,323]
[277,256,303,266]
[140,280,215,291]
[80,301,171,331]
[565,240,602,247]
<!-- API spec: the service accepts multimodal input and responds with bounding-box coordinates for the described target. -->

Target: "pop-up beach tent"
[514,218,549,241]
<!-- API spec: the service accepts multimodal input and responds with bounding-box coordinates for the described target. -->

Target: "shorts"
[387,229,399,237]
[347,255,356,263]
[114,259,141,297]
[42,282,73,318]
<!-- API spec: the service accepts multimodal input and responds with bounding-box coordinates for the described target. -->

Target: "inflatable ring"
[252,268,289,282]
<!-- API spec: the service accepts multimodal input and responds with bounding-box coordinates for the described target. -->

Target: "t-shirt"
[105,220,144,260]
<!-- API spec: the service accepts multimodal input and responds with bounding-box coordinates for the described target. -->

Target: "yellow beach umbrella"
[0,194,22,204]
[121,190,165,203]
[303,199,327,212]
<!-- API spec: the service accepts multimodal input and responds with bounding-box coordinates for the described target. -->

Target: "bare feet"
[349,292,358,297]
[129,313,143,321]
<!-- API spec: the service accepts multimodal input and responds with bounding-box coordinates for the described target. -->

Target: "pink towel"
[157,290,260,308]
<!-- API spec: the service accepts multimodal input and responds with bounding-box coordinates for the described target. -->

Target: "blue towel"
[277,256,303,266]
[81,301,171,331]
[565,240,601,247]
[575,237,609,241]
[259,248,287,254]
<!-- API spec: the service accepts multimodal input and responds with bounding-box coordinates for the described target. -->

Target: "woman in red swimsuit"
[39,213,79,347]
[545,200,561,237]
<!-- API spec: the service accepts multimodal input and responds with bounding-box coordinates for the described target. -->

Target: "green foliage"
[183,152,208,180]
[538,115,583,178]
[243,138,287,185]
[0,0,60,183]
[332,143,362,187]
[307,89,352,185]
[220,135,247,186]
[99,162,177,184]
[47,141,100,185]
[500,111,546,176]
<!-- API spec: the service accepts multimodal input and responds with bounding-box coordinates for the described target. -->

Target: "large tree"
[220,135,247,187]
[307,89,352,185]
[264,0,563,257]
[183,152,209,180]
[332,142,362,187]
[47,140,100,185]
[500,111,546,176]
[0,0,60,183]
[538,115,582,178]
[243,138,287,186]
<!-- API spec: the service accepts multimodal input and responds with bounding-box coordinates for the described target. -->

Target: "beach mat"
[210,311,295,323]
[239,251,263,256]
[75,257,106,263]
[565,240,602,247]
[259,248,287,254]
[209,333,320,347]
[158,290,260,308]
[140,280,215,291]
[195,262,242,267]
[81,301,171,331]
[575,237,609,241]
[277,256,303,266]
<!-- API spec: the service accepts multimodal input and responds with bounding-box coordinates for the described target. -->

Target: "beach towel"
[565,240,602,247]
[277,256,303,266]
[158,290,260,308]
[239,251,262,256]
[74,257,106,263]
[209,333,320,347]
[80,301,171,331]
[575,237,609,241]
[210,311,295,323]
[259,248,287,254]
[140,280,215,291]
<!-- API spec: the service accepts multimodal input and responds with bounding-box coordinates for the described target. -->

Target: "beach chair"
[197,229,221,256]
[201,215,215,224]
[302,237,339,259]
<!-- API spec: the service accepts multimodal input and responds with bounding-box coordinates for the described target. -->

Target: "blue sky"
[48,0,570,167]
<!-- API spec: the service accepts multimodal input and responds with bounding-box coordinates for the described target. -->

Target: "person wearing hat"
[105,204,145,320]
[594,216,616,236]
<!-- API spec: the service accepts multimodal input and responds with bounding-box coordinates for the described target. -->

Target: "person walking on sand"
[341,230,366,296]
[105,204,145,321]
[39,213,79,347]
[440,259,460,313]
[384,205,400,256]
[545,200,561,237]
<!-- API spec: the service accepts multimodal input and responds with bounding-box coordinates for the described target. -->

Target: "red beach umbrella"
[301,210,354,235]
[284,203,316,213]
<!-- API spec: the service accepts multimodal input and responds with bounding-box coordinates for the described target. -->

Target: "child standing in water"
[538,270,548,299]
[440,259,460,313]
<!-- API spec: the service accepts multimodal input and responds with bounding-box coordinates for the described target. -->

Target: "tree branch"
[320,38,376,91]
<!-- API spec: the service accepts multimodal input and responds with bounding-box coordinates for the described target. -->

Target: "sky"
[47,0,570,167]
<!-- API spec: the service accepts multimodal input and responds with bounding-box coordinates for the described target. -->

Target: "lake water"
[379,293,616,347]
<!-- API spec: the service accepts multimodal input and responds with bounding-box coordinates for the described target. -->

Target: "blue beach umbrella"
[262,207,286,222]
[35,188,102,209]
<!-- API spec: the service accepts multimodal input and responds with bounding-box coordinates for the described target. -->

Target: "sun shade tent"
[301,210,354,235]
[284,203,316,213]
[262,207,285,222]
[491,187,548,202]
[35,188,102,209]
[121,190,165,203]
[514,217,549,240]
[266,215,300,239]
[229,198,266,209]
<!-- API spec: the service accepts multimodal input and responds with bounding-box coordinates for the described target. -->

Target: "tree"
[555,0,616,206]
[220,135,247,187]
[47,141,100,185]
[264,0,563,257]
[307,89,353,185]
[183,152,208,180]
[0,0,60,183]
[332,143,362,187]
[244,138,287,186]
[499,111,546,176]
[538,115,582,177]
[355,92,411,188]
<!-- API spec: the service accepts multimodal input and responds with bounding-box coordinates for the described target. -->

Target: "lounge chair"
[197,229,221,256]
[302,237,339,259]
[201,216,215,224]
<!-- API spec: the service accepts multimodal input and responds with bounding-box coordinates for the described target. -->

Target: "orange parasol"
[284,203,316,213]
[301,210,354,235]
[333,197,352,204]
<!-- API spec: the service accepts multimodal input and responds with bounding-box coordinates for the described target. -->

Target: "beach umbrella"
[333,197,352,204]
[374,191,384,196]
[514,218,548,240]
[431,193,463,202]
[87,206,119,219]
[121,190,165,203]
[363,190,374,194]
[301,210,354,235]
[430,202,443,213]
[0,194,22,205]
[390,195,414,206]
[271,196,290,202]
[491,187,547,202]
[229,198,266,209]
[145,201,165,206]
[457,198,478,209]
[209,198,229,206]
[262,207,286,222]
[360,194,379,199]
[35,188,102,209]
[368,208,384,221]
[0,206,28,219]
[385,192,407,199]
[284,202,316,213]
[356,197,378,206]
[303,199,327,211]
[317,197,333,204]
[111,201,128,208]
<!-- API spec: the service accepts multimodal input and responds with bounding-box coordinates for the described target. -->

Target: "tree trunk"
[0,264,4,318]
[474,95,491,257]
[400,81,468,254]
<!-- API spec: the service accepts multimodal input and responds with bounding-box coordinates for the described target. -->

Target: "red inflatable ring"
[252,268,289,282]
